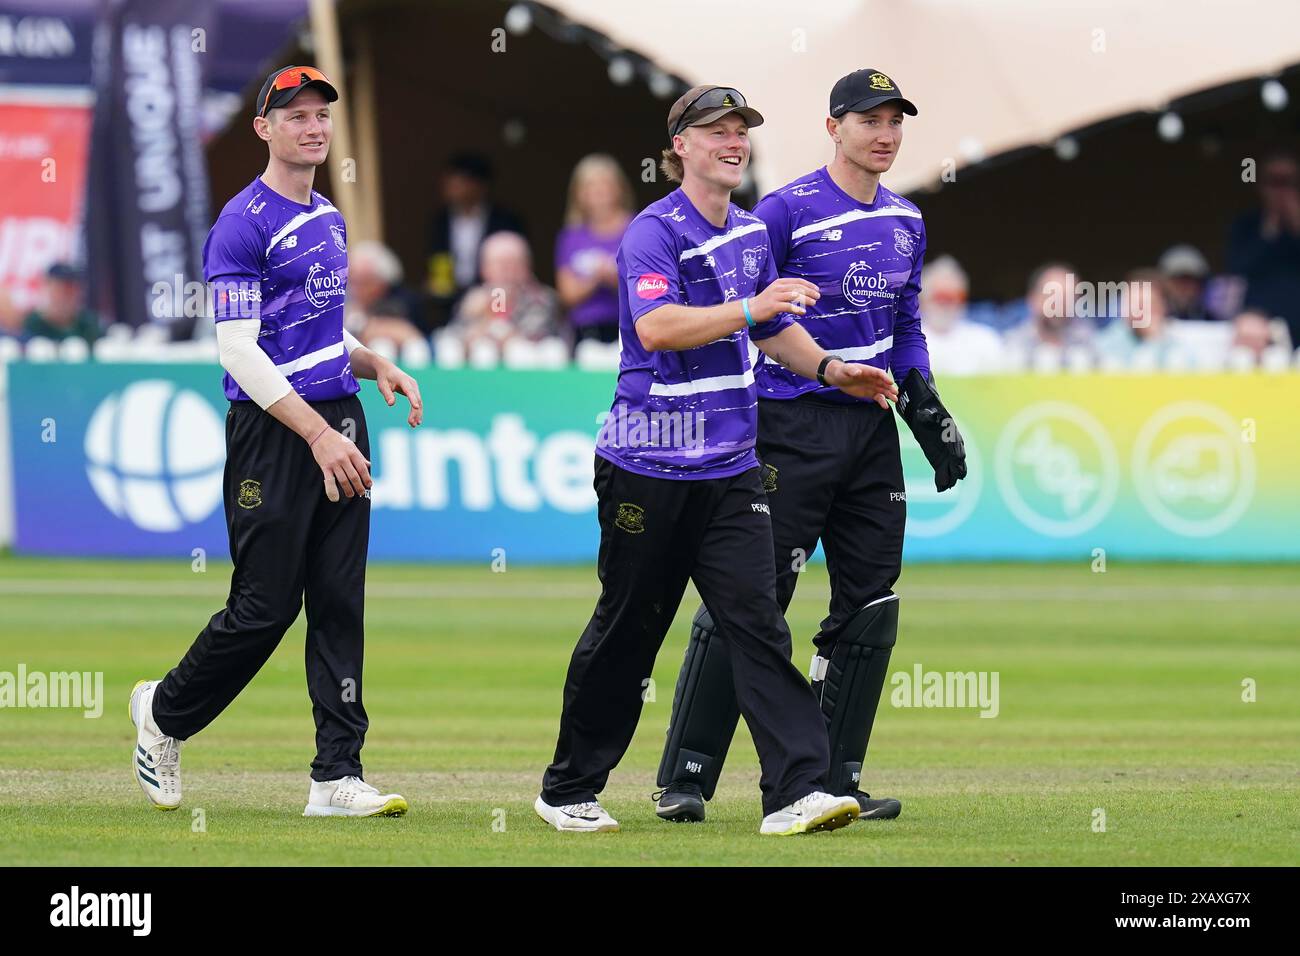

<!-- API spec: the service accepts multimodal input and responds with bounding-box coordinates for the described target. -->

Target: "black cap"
[254,65,339,119]
[829,69,917,118]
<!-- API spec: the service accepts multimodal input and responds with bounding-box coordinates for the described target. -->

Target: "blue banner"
[7,362,1298,563]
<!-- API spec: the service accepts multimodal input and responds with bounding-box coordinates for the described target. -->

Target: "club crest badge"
[761,463,779,493]
[741,247,763,279]
[237,479,263,509]
[893,228,916,256]
[615,502,646,534]
[869,72,895,91]
[330,224,346,252]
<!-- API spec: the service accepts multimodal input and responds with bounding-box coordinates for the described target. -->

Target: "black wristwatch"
[816,355,842,387]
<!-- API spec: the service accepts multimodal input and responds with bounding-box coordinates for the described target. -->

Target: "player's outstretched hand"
[825,361,898,408]
[375,360,423,427]
[753,277,821,320]
[311,429,373,502]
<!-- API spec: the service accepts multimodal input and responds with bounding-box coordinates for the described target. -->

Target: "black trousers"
[759,395,906,648]
[542,455,829,816]
[152,395,371,782]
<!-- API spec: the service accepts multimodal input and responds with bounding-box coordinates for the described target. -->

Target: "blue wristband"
[741,297,755,328]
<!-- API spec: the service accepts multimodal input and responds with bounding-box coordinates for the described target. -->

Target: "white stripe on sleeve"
[648,369,755,396]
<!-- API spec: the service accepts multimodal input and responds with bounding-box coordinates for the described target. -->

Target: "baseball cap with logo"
[667,85,765,138]
[255,65,339,119]
[829,69,917,118]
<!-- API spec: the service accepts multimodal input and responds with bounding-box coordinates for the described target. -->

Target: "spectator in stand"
[1226,150,1300,346]
[0,287,22,339]
[918,255,1001,375]
[23,262,101,343]
[344,240,426,347]
[446,231,562,349]
[1231,309,1285,363]
[1003,261,1096,364]
[555,154,633,348]
[1095,268,1186,366]
[426,152,525,330]
[1158,244,1211,322]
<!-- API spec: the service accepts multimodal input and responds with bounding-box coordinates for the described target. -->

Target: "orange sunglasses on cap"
[255,66,339,118]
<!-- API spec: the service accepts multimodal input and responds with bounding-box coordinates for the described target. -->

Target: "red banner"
[0,99,92,314]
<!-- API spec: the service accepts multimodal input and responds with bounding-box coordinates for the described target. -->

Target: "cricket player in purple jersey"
[657,70,968,824]
[128,67,423,818]
[536,85,898,836]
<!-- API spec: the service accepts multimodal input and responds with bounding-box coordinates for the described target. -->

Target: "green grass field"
[0,555,1296,866]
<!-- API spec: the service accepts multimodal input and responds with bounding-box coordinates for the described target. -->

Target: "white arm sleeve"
[216,318,293,410]
[343,329,364,354]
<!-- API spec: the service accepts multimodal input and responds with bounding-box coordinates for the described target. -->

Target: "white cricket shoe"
[303,775,408,817]
[534,795,620,832]
[760,791,860,836]
[129,679,182,811]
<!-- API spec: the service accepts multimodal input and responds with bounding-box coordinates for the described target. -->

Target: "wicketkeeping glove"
[896,368,967,492]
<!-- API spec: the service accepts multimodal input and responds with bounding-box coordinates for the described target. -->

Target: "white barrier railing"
[6,320,1298,374]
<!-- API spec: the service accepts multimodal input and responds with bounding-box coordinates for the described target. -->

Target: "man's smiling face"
[258,87,332,168]
[677,113,750,190]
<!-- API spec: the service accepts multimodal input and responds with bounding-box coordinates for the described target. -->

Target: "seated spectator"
[556,154,633,348]
[1096,268,1186,366]
[0,287,21,338]
[1231,309,1287,363]
[23,262,101,343]
[345,240,426,347]
[919,255,1002,375]
[1003,262,1096,366]
[426,153,525,330]
[446,232,562,348]
[1158,245,1211,321]
[1226,150,1300,347]
[1233,310,1272,355]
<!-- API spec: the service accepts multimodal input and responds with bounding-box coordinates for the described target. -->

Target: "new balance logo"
[279,235,298,250]
[821,229,843,241]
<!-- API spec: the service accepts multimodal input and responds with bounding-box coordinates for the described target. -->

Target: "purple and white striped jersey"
[204,177,358,402]
[596,188,793,480]
[753,166,931,402]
